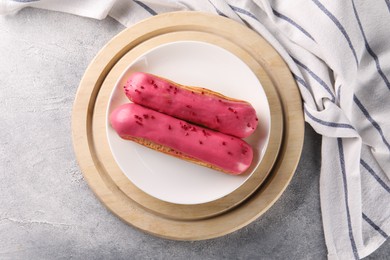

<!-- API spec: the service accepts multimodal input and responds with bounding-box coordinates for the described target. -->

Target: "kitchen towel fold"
[1,0,389,259]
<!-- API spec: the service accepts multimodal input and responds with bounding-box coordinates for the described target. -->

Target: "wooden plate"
[93,30,284,220]
[72,12,304,240]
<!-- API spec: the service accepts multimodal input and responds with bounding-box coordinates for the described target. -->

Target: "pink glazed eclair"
[124,72,258,138]
[110,103,253,175]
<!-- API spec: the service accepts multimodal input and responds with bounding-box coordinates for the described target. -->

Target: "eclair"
[124,72,258,138]
[109,103,254,175]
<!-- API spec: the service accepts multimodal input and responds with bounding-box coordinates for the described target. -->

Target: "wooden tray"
[93,30,284,220]
[72,12,304,240]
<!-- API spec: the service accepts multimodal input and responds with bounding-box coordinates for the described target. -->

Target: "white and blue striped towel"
[2,1,389,259]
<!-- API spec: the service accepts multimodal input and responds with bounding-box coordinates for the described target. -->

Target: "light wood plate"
[72,12,304,240]
[93,30,284,220]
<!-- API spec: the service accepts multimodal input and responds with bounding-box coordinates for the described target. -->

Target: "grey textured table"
[0,8,388,260]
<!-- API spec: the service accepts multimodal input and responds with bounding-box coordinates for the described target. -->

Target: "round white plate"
[106,41,270,205]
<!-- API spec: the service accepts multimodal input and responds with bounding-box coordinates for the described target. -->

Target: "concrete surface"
[0,8,388,260]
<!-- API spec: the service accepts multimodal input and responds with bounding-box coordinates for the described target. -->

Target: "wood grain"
[72,12,304,240]
[93,31,284,220]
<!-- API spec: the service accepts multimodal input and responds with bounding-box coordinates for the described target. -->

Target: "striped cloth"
[2,0,389,259]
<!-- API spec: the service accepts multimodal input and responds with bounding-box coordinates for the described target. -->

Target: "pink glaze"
[110,103,253,175]
[124,72,258,138]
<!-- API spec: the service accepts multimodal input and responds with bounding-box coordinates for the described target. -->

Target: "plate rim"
[106,38,277,205]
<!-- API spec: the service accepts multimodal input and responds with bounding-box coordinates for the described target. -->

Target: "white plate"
[106,41,270,205]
